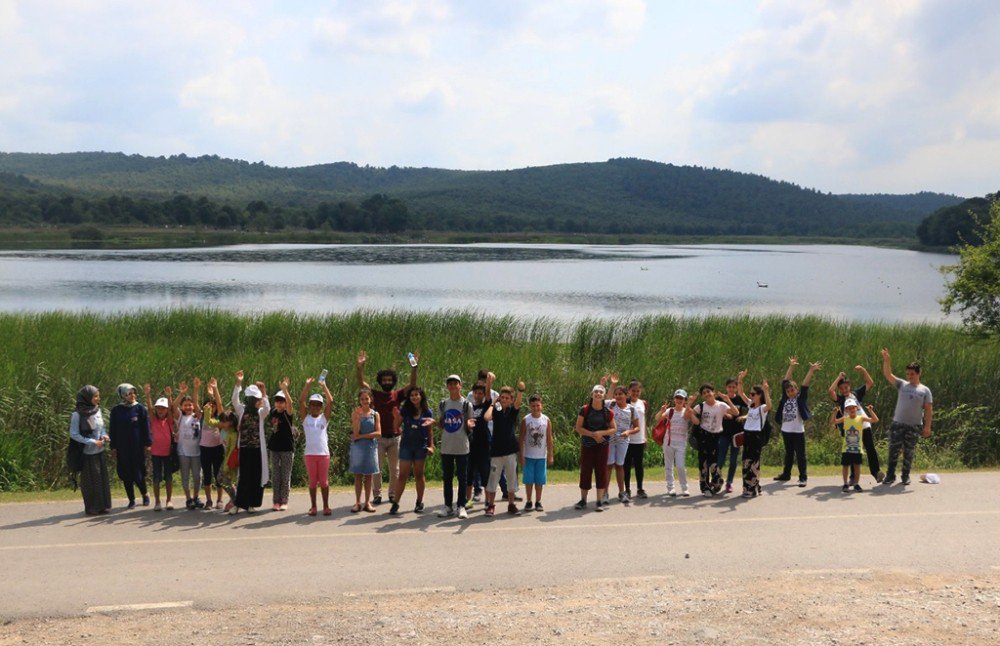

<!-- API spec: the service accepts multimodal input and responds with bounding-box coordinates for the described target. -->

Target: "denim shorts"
[399,442,428,462]
[607,441,629,466]
[522,457,547,485]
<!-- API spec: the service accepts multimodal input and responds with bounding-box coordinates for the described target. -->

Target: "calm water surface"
[0,244,957,322]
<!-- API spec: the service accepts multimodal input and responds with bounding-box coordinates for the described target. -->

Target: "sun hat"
[309,393,324,403]
[244,385,262,398]
[154,397,169,408]
[673,389,688,399]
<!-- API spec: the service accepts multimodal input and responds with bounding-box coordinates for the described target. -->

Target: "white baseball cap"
[154,397,169,408]
[309,393,324,403]
[445,374,462,384]
[244,385,262,398]
[844,398,860,409]
[592,384,606,394]
[673,389,688,399]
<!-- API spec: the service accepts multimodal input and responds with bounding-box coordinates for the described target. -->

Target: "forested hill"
[0,152,943,236]
[836,192,963,217]
[917,192,998,246]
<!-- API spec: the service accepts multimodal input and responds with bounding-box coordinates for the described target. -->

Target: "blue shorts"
[607,441,629,466]
[399,443,428,462]
[522,457,547,485]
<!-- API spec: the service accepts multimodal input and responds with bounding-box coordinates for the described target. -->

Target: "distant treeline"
[0,152,953,237]
[916,192,998,247]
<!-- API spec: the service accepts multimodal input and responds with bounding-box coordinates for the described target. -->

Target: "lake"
[0,243,958,322]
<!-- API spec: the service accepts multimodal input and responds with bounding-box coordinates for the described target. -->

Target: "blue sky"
[1,0,997,196]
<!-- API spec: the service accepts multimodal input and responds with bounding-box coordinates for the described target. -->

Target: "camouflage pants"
[886,422,920,479]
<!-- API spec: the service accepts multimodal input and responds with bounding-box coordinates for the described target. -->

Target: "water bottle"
[318,369,328,384]
[407,352,418,368]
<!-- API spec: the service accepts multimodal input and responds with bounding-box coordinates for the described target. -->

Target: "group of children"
[79,347,933,518]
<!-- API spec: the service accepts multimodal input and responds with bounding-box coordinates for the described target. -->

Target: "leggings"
[741,431,763,496]
[780,432,807,480]
[440,454,468,508]
[270,450,294,504]
[178,455,201,494]
[305,454,330,488]
[623,442,646,492]
[200,445,224,489]
[862,426,881,477]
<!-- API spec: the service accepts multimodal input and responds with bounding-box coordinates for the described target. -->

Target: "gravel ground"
[2,570,998,645]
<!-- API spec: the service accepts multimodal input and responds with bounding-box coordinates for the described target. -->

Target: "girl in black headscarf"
[69,385,112,515]
[109,383,152,509]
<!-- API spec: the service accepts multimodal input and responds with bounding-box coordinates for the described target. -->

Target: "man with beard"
[357,350,419,505]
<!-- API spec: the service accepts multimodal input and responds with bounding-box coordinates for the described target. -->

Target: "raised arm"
[828,371,846,401]
[192,377,203,419]
[232,370,244,411]
[856,365,875,390]
[356,350,370,389]
[880,348,897,385]
[143,383,153,412]
[166,385,179,420]
[864,404,880,425]
[737,369,750,405]
[783,356,798,382]
[762,380,773,411]
[298,377,313,419]
[718,393,739,418]
[803,361,821,387]
[514,380,525,409]
[321,381,333,420]
[408,352,419,388]
[209,378,223,414]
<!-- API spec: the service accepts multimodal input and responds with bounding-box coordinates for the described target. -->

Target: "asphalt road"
[2,472,998,619]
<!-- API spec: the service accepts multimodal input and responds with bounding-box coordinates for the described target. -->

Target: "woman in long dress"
[70,385,112,515]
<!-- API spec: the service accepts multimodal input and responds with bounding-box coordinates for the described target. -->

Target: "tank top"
[523,414,549,459]
[842,415,865,454]
[303,414,329,456]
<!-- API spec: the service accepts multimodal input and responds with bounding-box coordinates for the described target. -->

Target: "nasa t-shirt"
[439,397,473,456]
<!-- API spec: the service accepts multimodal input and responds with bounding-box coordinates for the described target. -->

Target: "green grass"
[0,310,997,492]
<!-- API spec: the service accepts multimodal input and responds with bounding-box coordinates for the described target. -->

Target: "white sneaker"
[457,506,468,519]
[247,507,258,513]
[667,487,676,497]
[681,487,690,497]
[436,505,454,518]
[228,506,238,515]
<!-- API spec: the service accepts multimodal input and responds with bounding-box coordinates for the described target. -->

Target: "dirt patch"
[2,571,998,645]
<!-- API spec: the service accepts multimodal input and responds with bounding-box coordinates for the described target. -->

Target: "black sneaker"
[142,495,150,507]
[773,474,791,482]
[372,495,382,505]
[126,499,136,509]
[389,502,400,515]
[534,502,544,512]
[185,498,195,510]
[594,501,605,512]
[574,499,586,510]
[853,484,863,492]
[842,484,849,492]
[882,476,896,486]
[797,479,807,488]
[900,477,911,486]
[388,495,395,504]
[524,501,534,512]
[637,489,648,499]
[414,502,424,513]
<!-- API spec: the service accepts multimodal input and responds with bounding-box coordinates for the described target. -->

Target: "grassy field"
[1,311,997,491]
[0,226,917,250]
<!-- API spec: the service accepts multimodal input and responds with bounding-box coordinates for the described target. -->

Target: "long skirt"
[235,447,264,509]
[80,452,112,514]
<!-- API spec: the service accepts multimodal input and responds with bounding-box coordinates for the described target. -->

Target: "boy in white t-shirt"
[519,394,554,512]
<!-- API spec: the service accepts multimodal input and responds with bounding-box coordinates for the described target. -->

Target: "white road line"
[86,600,193,613]
[2,509,997,552]
[781,568,875,576]
[345,586,456,597]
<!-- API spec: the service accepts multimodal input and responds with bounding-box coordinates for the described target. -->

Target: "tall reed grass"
[0,310,996,490]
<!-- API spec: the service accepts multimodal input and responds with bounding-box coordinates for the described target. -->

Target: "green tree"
[941,200,1000,336]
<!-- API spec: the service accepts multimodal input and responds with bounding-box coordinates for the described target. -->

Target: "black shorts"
[841,452,863,466]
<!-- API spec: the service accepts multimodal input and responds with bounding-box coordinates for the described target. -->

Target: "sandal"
[323,507,332,516]
[350,504,362,513]
[363,503,376,513]
[308,507,317,516]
